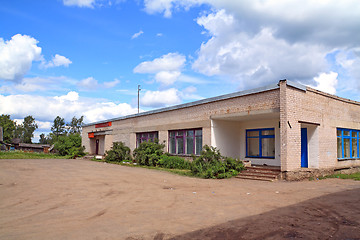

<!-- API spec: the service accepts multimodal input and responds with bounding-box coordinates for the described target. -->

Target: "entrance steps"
[236,165,281,181]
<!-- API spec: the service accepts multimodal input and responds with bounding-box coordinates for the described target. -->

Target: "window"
[246,128,275,158]
[169,128,202,155]
[136,131,158,147]
[337,128,360,160]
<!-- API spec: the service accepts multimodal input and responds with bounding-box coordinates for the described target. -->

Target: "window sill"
[337,158,360,161]
[246,156,275,159]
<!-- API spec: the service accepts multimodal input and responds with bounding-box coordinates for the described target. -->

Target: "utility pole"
[137,85,141,113]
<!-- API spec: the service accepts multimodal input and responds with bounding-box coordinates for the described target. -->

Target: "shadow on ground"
[165,188,360,240]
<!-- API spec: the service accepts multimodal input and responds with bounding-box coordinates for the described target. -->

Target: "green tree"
[22,115,38,143]
[51,116,66,137]
[67,116,84,134]
[0,114,15,143]
[39,133,49,144]
[53,133,85,158]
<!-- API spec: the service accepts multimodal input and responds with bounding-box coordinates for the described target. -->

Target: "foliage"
[320,172,360,181]
[158,154,191,170]
[0,114,15,143]
[22,116,38,143]
[0,151,66,159]
[51,116,66,137]
[105,142,132,162]
[39,133,50,144]
[133,140,165,166]
[53,133,85,158]
[67,116,84,134]
[191,145,244,179]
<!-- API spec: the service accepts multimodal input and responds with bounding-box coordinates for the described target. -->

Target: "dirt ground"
[0,159,359,240]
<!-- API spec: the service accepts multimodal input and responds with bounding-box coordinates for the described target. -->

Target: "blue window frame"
[337,128,360,160]
[246,128,275,158]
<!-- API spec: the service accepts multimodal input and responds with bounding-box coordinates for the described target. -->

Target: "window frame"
[337,128,360,160]
[246,128,275,159]
[168,128,202,156]
[136,131,159,147]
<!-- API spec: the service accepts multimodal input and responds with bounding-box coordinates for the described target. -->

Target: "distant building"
[82,80,360,180]
[11,138,50,153]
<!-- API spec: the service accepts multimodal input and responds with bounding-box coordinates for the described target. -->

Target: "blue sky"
[0,0,359,142]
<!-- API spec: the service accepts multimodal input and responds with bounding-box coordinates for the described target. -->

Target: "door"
[301,128,308,168]
[95,139,99,155]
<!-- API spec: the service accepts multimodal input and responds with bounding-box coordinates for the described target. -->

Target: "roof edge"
[83,82,280,127]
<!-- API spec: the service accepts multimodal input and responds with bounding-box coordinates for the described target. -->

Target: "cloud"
[154,71,181,85]
[77,77,99,90]
[193,10,328,88]
[311,72,338,95]
[0,92,138,124]
[134,52,186,85]
[141,88,181,107]
[36,120,52,130]
[41,54,72,68]
[103,78,120,88]
[0,34,42,82]
[63,0,96,8]
[131,30,144,39]
[143,1,360,92]
[134,52,185,73]
[156,33,163,37]
[54,91,79,102]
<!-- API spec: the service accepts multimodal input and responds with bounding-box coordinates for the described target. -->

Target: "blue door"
[301,128,308,168]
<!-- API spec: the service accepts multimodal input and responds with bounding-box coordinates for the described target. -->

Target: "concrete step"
[237,165,281,181]
[235,175,275,182]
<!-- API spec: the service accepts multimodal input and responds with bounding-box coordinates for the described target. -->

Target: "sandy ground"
[0,159,359,240]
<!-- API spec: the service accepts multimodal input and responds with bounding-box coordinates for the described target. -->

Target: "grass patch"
[320,172,360,181]
[0,151,67,159]
[91,158,195,177]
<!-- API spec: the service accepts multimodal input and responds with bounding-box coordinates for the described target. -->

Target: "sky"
[0,0,360,142]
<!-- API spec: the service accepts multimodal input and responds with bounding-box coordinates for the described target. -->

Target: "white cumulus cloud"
[0,34,42,82]
[41,54,72,68]
[134,52,186,85]
[311,72,338,95]
[141,88,181,107]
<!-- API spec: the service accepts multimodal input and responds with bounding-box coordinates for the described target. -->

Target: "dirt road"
[0,159,359,239]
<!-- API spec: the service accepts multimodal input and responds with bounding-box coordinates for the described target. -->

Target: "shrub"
[53,133,85,158]
[158,154,191,169]
[191,145,244,179]
[105,142,132,162]
[133,140,165,166]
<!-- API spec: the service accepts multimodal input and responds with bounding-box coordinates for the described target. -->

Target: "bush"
[105,142,132,162]
[191,145,244,179]
[158,154,191,169]
[133,140,165,166]
[53,133,85,158]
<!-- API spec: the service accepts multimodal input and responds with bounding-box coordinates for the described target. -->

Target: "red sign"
[95,122,112,128]
[88,133,95,138]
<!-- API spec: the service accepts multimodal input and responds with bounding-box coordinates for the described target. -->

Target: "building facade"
[82,80,360,179]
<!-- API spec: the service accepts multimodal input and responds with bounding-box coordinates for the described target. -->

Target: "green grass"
[91,158,195,177]
[0,151,67,159]
[320,172,360,181]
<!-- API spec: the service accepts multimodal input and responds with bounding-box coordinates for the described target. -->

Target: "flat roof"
[83,80,305,127]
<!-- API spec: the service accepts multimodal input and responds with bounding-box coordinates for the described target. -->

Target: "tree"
[0,114,15,143]
[39,133,49,144]
[67,116,84,134]
[22,115,38,143]
[51,116,66,137]
[53,133,85,158]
